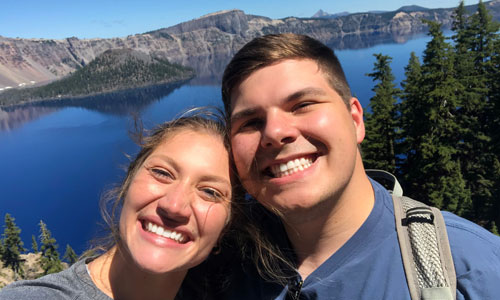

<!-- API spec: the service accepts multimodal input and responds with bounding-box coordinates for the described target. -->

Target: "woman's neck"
[88,247,186,300]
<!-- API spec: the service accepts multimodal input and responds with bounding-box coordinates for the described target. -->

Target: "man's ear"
[350,97,365,144]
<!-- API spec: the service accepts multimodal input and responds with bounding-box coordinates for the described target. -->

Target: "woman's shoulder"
[0,259,110,300]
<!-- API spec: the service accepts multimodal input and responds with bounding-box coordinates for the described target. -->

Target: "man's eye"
[240,118,263,131]
[292,101,315,112]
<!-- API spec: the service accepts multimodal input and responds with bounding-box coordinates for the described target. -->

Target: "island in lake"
[0,49,194,107]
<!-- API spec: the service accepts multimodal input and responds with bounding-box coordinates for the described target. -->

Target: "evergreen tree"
[413,20,471,214]
[63,244,78,266]
[468,0,498,70]
[490,37,500,230]
[451,0,475,85]
[363,53,400,173]
[491,221,499,236]
[1,213,26,278]
[31,234,38,253]
[454,0,500,224]
[399,52,424,191]
[451,1,470,48]
[38,220,63,275]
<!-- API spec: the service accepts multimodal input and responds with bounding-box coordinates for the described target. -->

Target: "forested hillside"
[0,49,194,106]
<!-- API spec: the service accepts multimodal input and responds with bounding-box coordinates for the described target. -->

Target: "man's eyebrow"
[230,107,259,125]
[285,87,328,102]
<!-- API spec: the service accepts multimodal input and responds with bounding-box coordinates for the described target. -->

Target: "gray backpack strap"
[366,169,403,197]
[393,195,457,300]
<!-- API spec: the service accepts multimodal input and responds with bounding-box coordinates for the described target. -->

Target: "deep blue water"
[0,33,432,256]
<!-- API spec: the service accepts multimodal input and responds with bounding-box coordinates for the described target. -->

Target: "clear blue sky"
[0,0,478,39]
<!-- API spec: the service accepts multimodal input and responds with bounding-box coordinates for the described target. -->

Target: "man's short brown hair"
[221,33,352,114]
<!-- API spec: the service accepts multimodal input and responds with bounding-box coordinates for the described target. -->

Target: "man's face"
[229,59,365,221]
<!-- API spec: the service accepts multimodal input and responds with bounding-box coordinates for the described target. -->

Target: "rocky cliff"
[1,0,499,87]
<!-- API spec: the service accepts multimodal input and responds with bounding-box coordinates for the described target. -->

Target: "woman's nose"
[157,183,192,223]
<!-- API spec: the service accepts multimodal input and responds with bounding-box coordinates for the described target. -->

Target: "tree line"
[0,213,77,283]
[362,0,500,234]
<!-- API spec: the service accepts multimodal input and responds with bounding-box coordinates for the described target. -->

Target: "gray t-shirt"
[0,259,111,300]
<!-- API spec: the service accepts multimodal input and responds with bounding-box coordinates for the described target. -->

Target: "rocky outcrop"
[1,1,499,87]
[0,253,70,288]
[1,253,43,288]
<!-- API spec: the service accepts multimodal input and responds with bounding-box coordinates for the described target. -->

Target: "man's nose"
[260,110,299,148]
[157,183,192,223]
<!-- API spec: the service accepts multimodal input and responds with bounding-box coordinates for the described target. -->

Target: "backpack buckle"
[405,206,434,225]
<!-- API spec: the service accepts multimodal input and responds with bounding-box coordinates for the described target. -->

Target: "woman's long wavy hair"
[84,107,234,258]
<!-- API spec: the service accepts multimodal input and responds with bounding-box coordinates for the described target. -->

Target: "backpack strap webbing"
[392,195,457,300]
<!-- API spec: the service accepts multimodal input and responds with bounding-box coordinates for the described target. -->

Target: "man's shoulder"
[443,211,500,251]
[441,212,500,298]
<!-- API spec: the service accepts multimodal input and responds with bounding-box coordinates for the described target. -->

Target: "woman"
[0,113,234,300]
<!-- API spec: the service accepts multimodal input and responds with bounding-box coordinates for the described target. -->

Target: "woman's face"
[119,129,231,275]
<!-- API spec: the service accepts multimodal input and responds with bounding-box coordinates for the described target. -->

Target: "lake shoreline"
[0,75,195,110]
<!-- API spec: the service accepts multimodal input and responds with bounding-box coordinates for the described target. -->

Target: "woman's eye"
[201,188,223,201]
[151,168,173,180]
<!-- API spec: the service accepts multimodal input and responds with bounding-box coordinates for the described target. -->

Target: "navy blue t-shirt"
[220,180,500,299]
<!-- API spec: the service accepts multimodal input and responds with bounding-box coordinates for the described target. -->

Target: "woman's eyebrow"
[199,175,231,186]
[147,154,179,169]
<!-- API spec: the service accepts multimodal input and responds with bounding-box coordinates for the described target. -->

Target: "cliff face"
[1,1,499,87]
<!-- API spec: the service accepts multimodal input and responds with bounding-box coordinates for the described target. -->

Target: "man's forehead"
[228,59,330,115]
[228,60,334,116]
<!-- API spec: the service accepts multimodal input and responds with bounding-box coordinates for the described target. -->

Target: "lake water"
[0,33,431,255]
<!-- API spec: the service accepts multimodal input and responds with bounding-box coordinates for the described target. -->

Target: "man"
[219,33,500,299]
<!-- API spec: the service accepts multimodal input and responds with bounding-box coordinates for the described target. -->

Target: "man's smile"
[266,155,317,178]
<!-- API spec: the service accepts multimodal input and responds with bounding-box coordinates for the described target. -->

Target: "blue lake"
[0,33,432,255]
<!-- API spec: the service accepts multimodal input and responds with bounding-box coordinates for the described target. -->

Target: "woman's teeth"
[144,221,187,243]
[270,157,313,178]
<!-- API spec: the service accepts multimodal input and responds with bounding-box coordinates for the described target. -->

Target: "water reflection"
[0,106,59,132]
[184,31,427,85]
[181,52,232,86]
[0,80,189,132]
[324,31,426,52]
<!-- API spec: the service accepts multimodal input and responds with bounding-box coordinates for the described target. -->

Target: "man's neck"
[283,164,374,280]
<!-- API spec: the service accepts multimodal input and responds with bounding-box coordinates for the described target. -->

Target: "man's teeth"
[270,157,313,178]
[145,221,186,243]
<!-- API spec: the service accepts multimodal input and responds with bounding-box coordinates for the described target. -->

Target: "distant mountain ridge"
[312,10,350,18]
[311,5,430,18]
[0,0,499,88]
[397,5,430,12]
